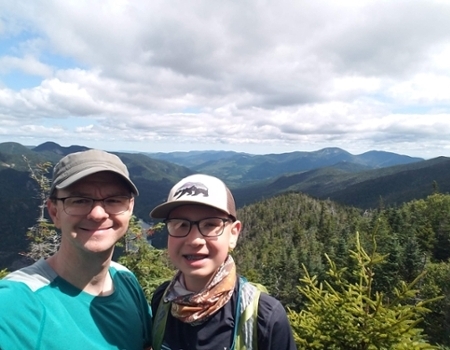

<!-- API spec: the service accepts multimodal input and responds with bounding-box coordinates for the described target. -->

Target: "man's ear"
[47,198,61,229]
[228,220,241,250]
[128,197,135,213]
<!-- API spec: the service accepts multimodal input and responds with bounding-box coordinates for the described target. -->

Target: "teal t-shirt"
[0,259,152,350]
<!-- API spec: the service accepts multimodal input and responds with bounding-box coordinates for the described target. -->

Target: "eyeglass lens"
[62,196,131,215]
[165,217,229,237]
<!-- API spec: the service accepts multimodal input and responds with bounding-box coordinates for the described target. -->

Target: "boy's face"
[167,204,241,292]
[47,171,134,256]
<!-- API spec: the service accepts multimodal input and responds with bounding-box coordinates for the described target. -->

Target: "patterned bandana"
[164,255,236,325]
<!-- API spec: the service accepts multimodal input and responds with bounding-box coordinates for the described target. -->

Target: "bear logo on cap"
[174,182,208,199]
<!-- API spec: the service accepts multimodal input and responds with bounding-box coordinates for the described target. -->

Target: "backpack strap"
[152,287,171,350]
[231,276,266,350]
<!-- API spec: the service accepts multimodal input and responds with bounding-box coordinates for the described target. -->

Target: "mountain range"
[1,140,449,269]
[146,147,424,186]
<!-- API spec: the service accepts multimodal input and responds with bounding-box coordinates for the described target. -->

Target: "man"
[0,149,152,349]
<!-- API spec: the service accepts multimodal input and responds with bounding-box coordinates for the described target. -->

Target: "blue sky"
[1,0,450,159]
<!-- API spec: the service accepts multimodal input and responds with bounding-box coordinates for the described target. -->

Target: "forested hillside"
[231,191,450,347]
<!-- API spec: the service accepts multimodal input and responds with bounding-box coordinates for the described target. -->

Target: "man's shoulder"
[109,261,136,273]
[1,259,55,292]
[108,261,142,288]
[109,261,136,279]
[0,276,41,310]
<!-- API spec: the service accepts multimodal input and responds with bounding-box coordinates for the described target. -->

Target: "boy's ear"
[229,220,241,249]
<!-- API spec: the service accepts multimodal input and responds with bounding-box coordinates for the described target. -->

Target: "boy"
[150,174,296,350]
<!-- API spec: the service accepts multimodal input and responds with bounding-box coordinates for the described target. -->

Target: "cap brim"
[56,166,139,195]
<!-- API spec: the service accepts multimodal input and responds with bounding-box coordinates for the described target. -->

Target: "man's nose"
[87,201,109,219]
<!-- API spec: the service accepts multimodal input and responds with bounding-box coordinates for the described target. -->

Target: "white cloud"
[388,74,450,105]
[0,55,53,77]
[0,0,450,158]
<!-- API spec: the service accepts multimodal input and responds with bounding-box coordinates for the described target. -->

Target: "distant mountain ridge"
[232,156,450,210]
[146,147,423,186]
[33,141,90,156]
[0,141,447,270]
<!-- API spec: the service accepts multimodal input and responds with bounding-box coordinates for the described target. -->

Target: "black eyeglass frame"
[163,217,234,238]
[51,195,132,216]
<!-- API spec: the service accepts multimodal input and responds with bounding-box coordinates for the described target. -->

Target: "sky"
[1,1,450,159]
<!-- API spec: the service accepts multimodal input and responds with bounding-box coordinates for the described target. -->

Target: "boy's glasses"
[164,217,232,238]
[52,196,132,216]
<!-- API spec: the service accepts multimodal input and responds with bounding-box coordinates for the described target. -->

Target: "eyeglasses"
[52,196,132,216]
[164,217,232,238]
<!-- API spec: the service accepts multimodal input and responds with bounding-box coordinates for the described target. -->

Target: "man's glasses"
[52,196,132,216]
[164,217,232,238]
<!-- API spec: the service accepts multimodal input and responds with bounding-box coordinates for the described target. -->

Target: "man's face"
[47,171,134,256]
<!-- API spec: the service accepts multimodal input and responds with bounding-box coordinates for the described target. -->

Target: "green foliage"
[399,193,450,262]
[231,190,450,346]
[26,219,60,260]
[419,262,450,347]
[23,156,52,220]
[234,193,364,307]
[0,268,8,279]
[118,217,175,301]
[288,232,442,350]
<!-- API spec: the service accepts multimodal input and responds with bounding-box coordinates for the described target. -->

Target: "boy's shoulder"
[151,280,171,308]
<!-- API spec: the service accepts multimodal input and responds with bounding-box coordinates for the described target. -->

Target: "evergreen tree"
[278,245,303,310]
[401,237,426,283]
[118,217,175,300]
[425,194,450,261]
[23,158,59,260]
[288,232,441,350]
[420,262,450,347]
